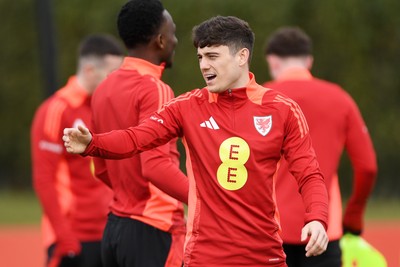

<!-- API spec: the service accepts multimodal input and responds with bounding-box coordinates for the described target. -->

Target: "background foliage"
[0,0,398,198]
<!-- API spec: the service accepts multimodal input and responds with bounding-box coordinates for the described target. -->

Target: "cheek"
[96,70,109,82]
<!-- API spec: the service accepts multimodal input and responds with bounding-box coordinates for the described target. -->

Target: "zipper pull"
[228,89,232,96]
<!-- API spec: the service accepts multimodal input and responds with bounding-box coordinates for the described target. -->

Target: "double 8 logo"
[217,137,250,190]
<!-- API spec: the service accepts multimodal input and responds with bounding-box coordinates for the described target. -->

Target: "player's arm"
[138,85,188,203]
[64,109,180,158]
[342,97,377,235]
[32,104,81,262]
[281,99,329,256]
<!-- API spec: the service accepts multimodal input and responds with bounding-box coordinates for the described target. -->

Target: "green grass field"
[0,190,41,225]
[0,190,399,225]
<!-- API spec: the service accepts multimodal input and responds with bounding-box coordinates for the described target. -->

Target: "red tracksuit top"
[31,76,113,248]
[84,72,328,266]
[263,68,377,243]
[91,57,187,234]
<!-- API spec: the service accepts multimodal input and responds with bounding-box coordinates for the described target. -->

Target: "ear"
[155,33,164,49]
[305,55,314,70]
[80,61,95,77]
[238,48,250,66]
[266,55,279,70]
[266,55,280,80]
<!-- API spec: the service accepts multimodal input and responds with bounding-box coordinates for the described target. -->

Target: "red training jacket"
[31,76,113,248]
[263,68,377,243]
[85,73,328,267]
[91,57,187,235]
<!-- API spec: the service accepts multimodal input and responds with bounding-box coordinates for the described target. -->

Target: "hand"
[48,236,82,267]
[63,125,92,154]
[301,220,328,257]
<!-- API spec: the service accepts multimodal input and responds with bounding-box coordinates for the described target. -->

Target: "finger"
[65,146,72,153]
[305,231,327,257]
[77,125,89,135]
[62,134,69,142]
[305,235,317,256]
[63,128,74,135]
[301,226,310,242]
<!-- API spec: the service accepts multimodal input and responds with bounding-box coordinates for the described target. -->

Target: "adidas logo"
[200,116,220,130]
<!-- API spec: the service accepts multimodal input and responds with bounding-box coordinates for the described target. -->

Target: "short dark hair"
[117,0,165,49]
[192,16,255,61]
[78,34,125,58]
[264,26,312,57]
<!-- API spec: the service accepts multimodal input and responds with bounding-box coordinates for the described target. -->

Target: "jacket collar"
[120,57,165,79]
[56,76,90,108]
[208,72,269,106]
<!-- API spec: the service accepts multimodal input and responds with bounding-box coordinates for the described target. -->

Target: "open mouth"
[205,74,217,82]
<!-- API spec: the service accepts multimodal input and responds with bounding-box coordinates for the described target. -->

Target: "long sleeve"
[140,142,188,204]
[343,98,377,233]
[85,109,187,202]
[138,83,188,204]
[31,100,76,243]
[281,98,329,228]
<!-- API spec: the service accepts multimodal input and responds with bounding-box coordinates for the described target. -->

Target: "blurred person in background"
[263,26,377,267]
[31,34,124,267]
[63,16,329,267]
[90,0,188,266]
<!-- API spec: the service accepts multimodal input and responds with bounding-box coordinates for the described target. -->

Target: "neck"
[275,59,310,80]
[128,47,161,66]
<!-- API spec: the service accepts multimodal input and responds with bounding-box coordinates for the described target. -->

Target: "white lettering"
[39,140,63,154]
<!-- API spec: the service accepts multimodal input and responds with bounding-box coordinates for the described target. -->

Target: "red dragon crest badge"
[253,116,272,136]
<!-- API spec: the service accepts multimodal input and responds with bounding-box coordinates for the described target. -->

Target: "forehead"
[197,45,230,55]
[161,10,175,31]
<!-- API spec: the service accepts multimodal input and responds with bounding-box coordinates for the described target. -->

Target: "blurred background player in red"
[263,26,377,267]
[31,34,124,267]
[90,0,188,266]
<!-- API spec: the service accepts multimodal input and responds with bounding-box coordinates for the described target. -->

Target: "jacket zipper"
[228,89,235,129]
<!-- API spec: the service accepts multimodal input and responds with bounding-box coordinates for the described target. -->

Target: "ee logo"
[217,137,250,190]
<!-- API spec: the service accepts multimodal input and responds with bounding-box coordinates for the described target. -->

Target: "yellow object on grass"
[340,233,387,267]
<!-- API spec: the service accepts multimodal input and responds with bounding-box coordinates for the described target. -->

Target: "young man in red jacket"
[263,26,377,267]
[90,1,188,267]
[63,16,329,267]
[31,34,124,267]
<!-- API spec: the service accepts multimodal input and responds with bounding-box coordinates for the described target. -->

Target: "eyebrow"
[197,51,220,57]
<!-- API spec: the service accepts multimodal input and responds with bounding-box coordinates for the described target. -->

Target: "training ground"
[0,221,399,267]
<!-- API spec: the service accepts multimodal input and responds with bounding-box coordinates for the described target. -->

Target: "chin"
[207,87,220,93]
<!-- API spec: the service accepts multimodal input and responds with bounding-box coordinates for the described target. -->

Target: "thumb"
[301,225,310,242]
[77,125,89,135]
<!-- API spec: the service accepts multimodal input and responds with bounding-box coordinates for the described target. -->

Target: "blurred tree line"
[0,0,398,198]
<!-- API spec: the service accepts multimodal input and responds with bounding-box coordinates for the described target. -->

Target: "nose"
[199,58,210,70]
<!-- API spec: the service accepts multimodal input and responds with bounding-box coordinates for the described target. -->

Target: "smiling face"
[197,45,250,93]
